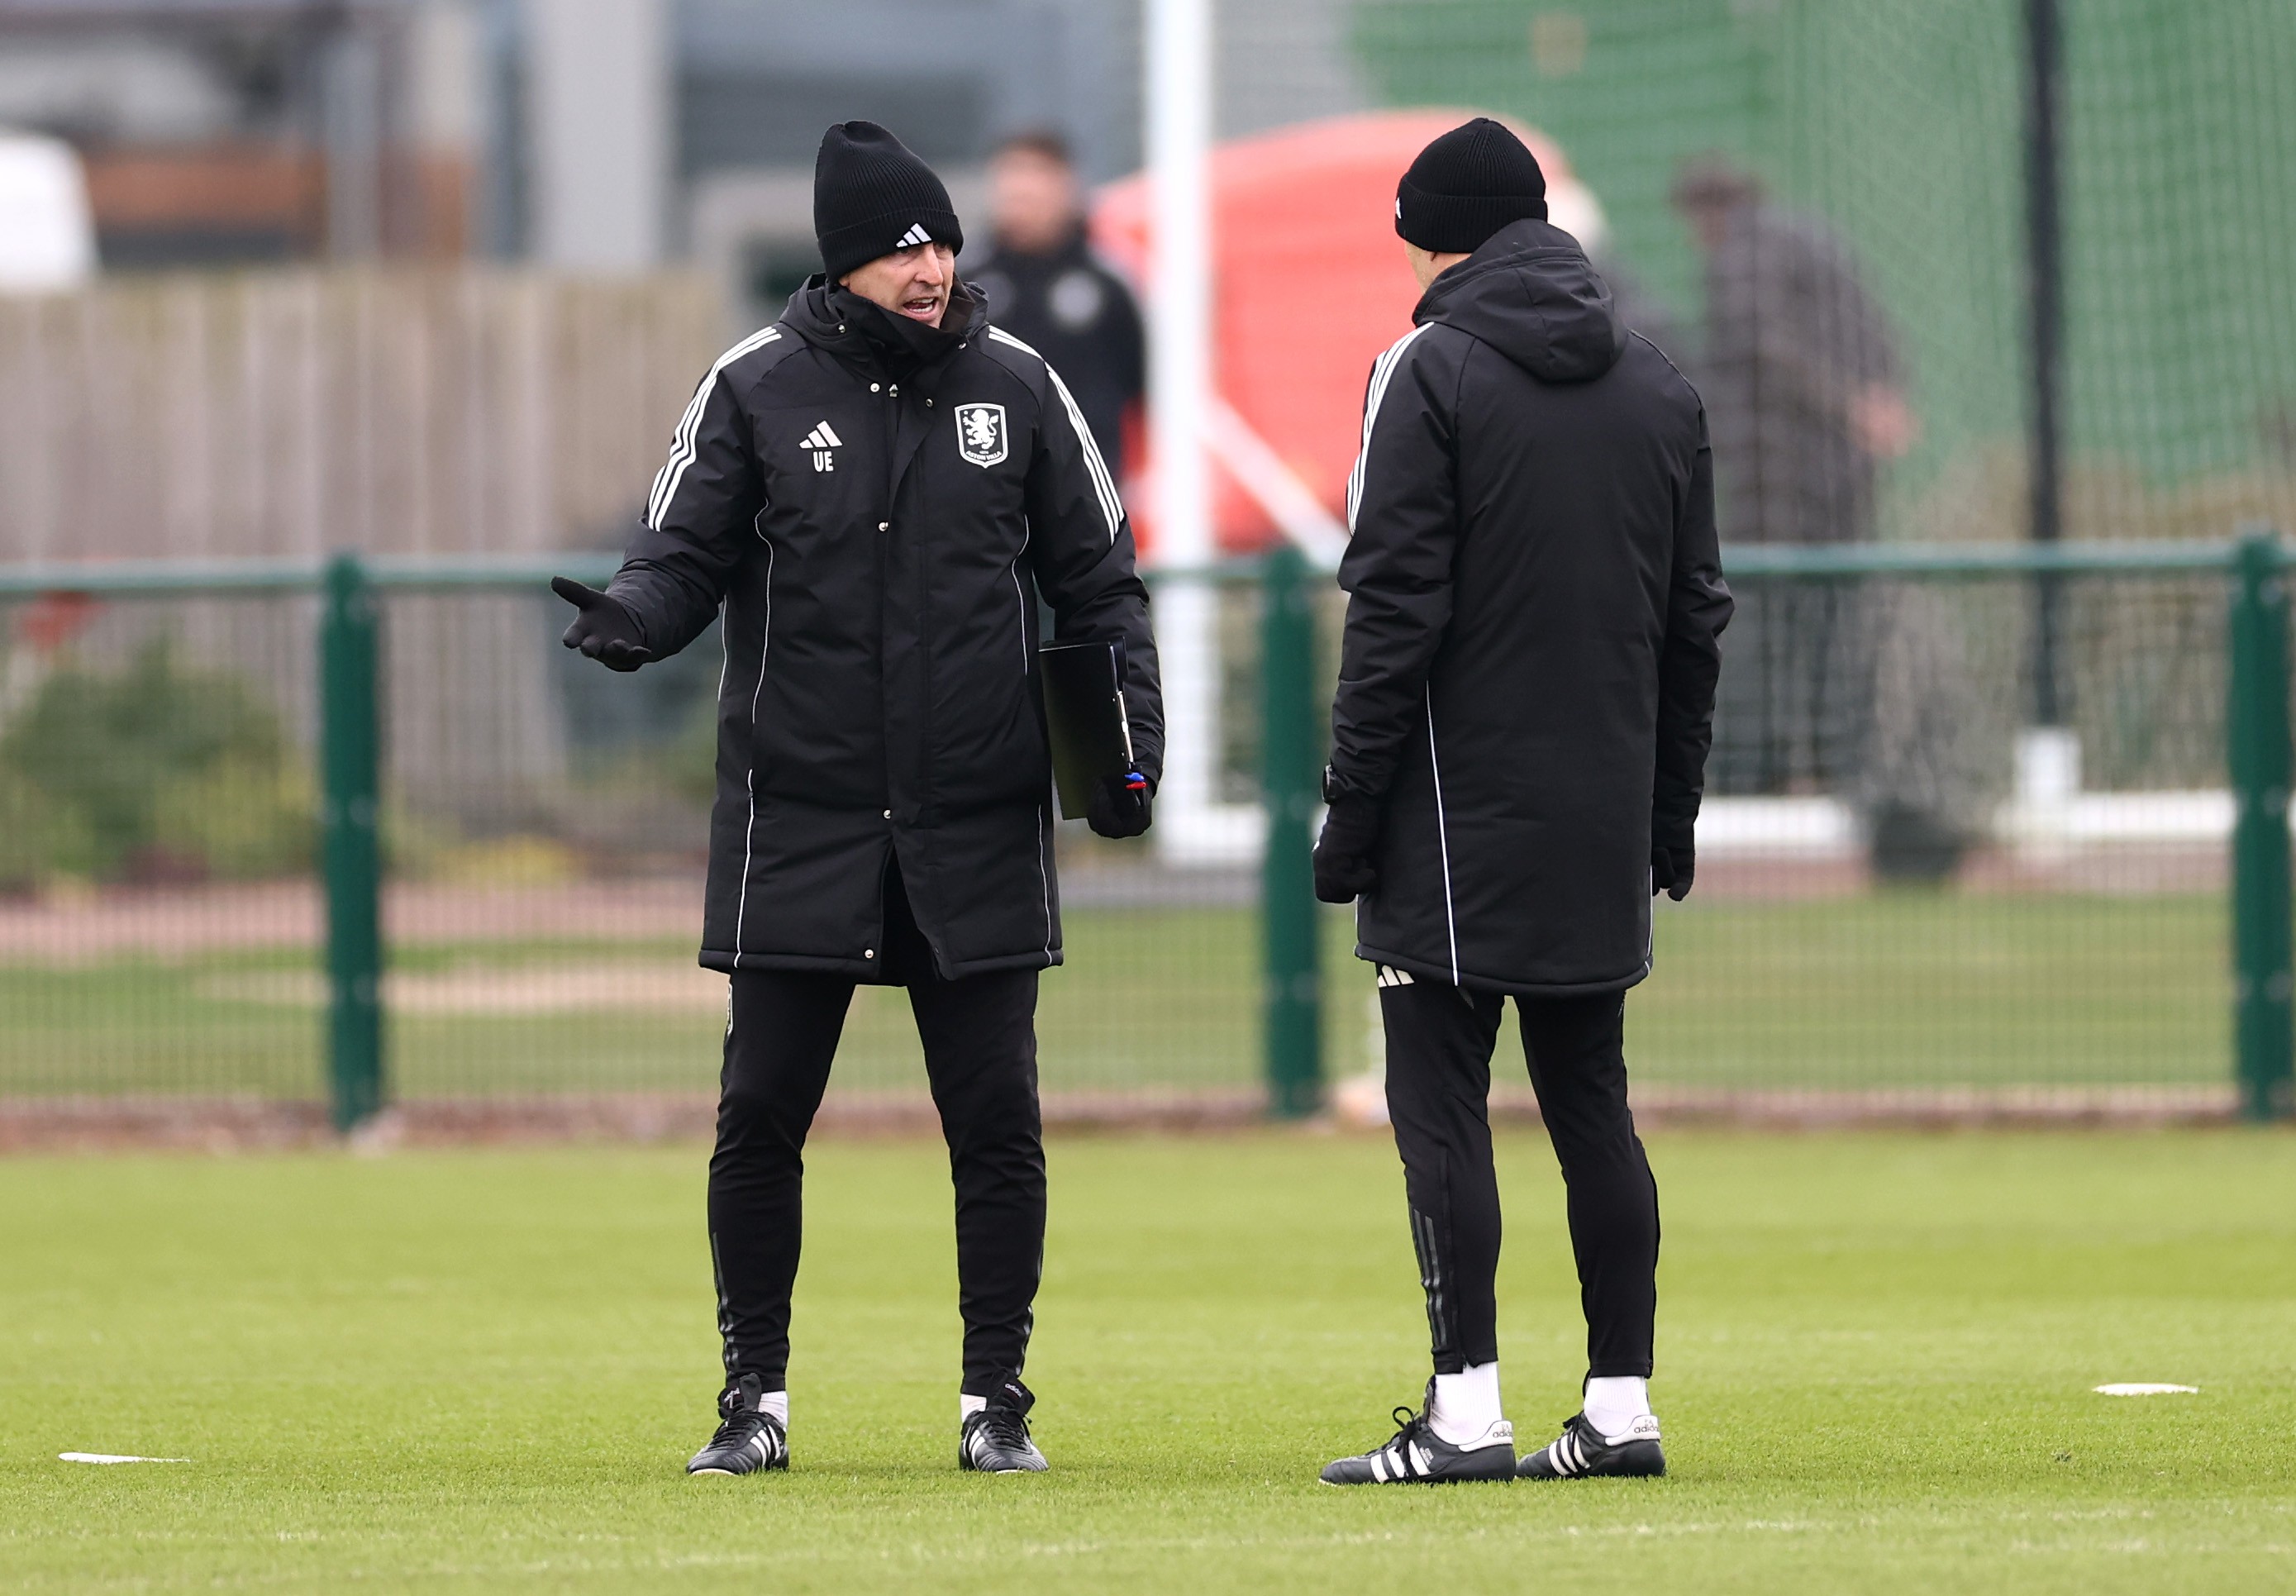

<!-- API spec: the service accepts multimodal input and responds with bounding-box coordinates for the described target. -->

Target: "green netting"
[4,2,2294,1119]
[0,563,2260,1111]
[1351,0,2296,535]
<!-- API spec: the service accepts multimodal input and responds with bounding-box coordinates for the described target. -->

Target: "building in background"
[0,0,484,264]
[665,0,1370,326]
[673,0,1131,328]
[0,0,1375,290]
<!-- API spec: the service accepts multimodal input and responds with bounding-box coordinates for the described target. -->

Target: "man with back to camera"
[550,121,1162,1479]
[963,131,1145,484]
[1312,118,1732,1485]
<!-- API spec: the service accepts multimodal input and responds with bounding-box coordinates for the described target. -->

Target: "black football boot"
[1516,1411,1665,1479]
[959,1379,1048,1474]
[1319,1382,1517,1485]
[685,1373,789,1477]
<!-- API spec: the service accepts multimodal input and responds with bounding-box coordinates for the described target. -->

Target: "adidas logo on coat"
[802,420,842,472]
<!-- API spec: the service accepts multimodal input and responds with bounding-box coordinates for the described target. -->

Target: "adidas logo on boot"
[686,1374,789,1476]
[1321,1381,1517,1485]
[1517,1411,1665,1479]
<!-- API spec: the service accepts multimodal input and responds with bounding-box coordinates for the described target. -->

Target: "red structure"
[1093,110,1585,555]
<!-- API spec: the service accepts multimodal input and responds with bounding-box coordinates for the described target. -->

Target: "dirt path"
[0,1084,2236,1152]
[197,960,727,1015]
[0,879,703,966]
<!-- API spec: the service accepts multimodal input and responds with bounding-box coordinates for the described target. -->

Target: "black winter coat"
[606,279,1162,980]
[965,230,1146,483]
[1331,219,1732,996]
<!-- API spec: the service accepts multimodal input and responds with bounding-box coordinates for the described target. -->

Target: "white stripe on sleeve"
[1345,323,1432,534]
[646,326,782,530]
[988,326,1122,542]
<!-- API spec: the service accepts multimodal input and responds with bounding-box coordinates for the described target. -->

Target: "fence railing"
[0,531,2289,1127]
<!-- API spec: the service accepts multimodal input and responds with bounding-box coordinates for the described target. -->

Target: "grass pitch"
[4,1130,2294,1593]
[0,890,2232,1097]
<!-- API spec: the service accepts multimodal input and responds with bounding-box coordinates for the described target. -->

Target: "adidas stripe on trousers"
[1381,976,1659,1379]
[707,861,1045,1398]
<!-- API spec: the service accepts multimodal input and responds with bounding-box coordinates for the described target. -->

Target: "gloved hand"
[1088,769,1154,840]
[551,576,653,672]
[1651,843,1694,902]
[1313,793,1382,904]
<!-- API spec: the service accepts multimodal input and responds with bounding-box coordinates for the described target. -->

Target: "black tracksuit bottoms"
[1380,974,1658,1379]
[707,865,1045,1398]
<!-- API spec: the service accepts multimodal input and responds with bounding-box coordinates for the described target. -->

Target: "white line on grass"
[2094,1383,2200,1396]
[58,1452,190,1464]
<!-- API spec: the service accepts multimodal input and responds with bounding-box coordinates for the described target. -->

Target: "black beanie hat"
[1394,117,1547,255]
[814,121,965,280]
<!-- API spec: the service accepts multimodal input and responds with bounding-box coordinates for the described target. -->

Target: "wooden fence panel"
[0,267,724,561]
[0,267,728,825]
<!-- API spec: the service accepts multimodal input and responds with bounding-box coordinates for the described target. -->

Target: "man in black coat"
[962,130,1145,484]
[1312,120,1731,1488]
[552,121,1162,1479]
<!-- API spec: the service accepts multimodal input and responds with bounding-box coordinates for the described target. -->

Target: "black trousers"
[1380,974,1658,1379]
[707,866,1045,1397]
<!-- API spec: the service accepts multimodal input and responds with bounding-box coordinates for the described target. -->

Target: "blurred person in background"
[553,121,1162,1481]
[1312,119,1731,1487]
[1671,155,1912,803]
[963,131,1145,485]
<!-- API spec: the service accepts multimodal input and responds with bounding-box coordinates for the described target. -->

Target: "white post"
[524,0,667,269]
[2005,723,2084,861]
[1147,0,1253,862]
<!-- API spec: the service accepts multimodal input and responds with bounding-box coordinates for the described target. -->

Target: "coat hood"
[1413,218,1627,384]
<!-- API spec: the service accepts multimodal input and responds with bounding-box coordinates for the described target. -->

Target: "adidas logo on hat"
[813,121,964,279]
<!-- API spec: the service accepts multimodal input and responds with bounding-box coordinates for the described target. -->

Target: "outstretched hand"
[551,577,653,672]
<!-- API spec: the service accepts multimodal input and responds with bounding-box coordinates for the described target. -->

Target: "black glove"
[1313,792,1382,904]
[1088,769,1154,840]
[1651,843,1694,902]
[551,576,653,672]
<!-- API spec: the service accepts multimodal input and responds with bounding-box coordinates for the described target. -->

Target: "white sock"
[758,1389,789,1427]
[1428,1361,1505,1446]
[1582,1376,1650,1439]
[960,1393,987,1420]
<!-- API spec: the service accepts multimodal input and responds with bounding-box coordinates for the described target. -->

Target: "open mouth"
[898,293,944,322]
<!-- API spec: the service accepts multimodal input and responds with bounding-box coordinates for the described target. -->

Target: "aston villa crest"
[955,403,1008,468]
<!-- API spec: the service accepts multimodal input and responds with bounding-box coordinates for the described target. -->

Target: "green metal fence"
[0,534,2289,1128]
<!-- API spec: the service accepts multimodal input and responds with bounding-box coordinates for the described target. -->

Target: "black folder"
[1038,640,1136,821]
